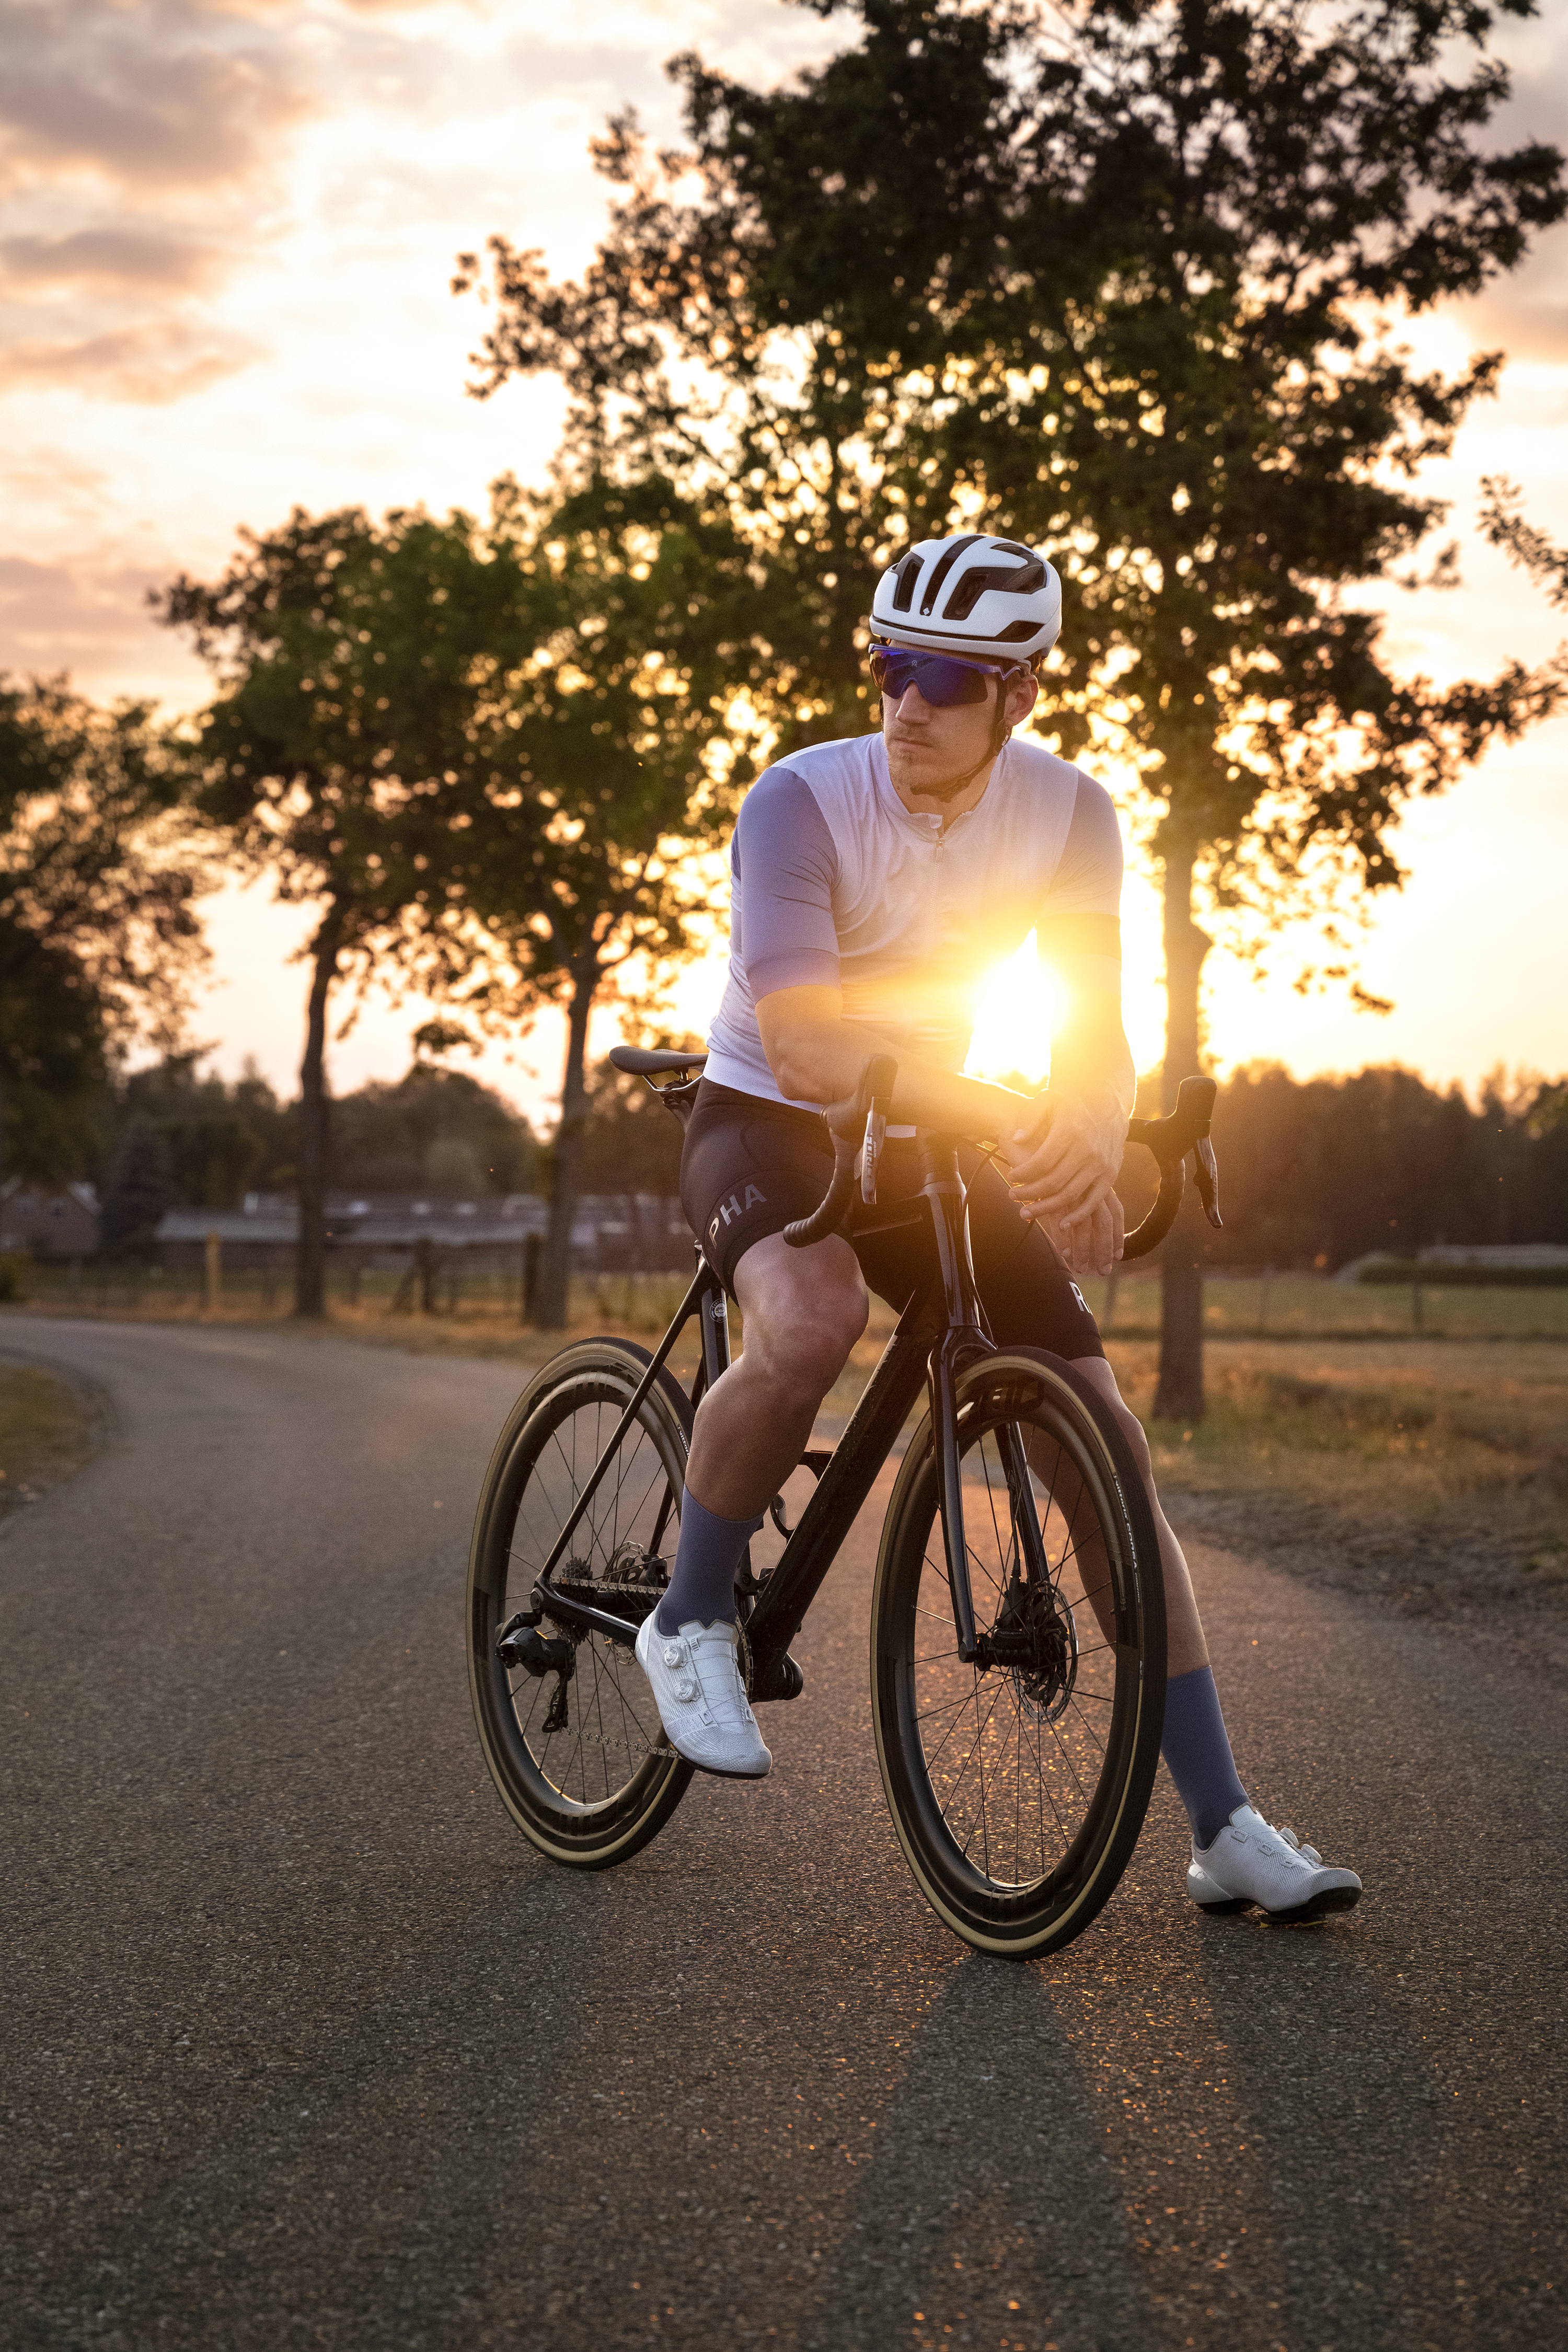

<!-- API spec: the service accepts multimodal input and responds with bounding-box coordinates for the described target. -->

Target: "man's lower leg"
[657,1332,834,1635]
[654,1490,765,1634]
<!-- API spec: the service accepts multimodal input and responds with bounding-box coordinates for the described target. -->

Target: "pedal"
[750,1651,805,1704]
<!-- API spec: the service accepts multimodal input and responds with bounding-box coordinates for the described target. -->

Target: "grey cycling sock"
[654,1489,765,1634]
[1161,1665,1249,1849]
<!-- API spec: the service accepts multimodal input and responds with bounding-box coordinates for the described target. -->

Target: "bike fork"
[919,1137,1052,1665]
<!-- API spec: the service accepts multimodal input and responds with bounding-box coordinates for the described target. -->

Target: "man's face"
[881,665,1040,804]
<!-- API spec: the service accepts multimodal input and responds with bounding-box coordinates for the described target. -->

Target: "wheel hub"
[982,1574,1078,1725]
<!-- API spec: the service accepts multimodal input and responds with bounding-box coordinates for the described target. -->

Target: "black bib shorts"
[679,1078,1104,1363]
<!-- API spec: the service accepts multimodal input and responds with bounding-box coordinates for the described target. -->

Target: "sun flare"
[964,931,1066,1087]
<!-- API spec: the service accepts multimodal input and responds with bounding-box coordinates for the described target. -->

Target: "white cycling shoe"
[1187,1804,1363,1922]
[634,1613,772,1780]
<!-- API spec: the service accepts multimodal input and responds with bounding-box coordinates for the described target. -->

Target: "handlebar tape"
[785,1054,897,1248]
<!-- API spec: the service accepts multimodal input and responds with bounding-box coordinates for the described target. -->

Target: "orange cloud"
[0,320,262,403]
[0,226,231,294]
[0,0,313,197]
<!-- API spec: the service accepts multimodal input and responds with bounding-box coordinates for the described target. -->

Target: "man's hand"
[1002,1093,1127,1278]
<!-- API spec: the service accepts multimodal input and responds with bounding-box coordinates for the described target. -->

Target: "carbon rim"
[873,1359,1164,1954]
[469,1345,694,1861]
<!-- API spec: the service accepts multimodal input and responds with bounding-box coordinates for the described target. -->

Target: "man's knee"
[737,1238,868,1399]
[1073,1358,1154,1480]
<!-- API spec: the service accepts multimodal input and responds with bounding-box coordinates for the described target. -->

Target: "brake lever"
[1193,1135,1223,1229]
[861,1086,893,1203]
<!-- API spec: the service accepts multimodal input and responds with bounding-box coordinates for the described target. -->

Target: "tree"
[99,1117,175,1261]
[156,504,527,1314]
[115,1051,266,1209]
[458,0,1567,1408]
[328,1055,536,1198]
[416,474,767,1324]
[0,676,207,1188]
[160,479,764,1325]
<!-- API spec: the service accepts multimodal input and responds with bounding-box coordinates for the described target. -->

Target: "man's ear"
[1005,670,1040,729]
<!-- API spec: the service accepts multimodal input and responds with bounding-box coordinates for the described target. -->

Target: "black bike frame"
[528,1137,1045,1696]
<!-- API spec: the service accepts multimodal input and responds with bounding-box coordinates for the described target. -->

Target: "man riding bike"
[633,533,1362,1925]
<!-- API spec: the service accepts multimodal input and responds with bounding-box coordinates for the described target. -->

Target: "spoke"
[918,1676,983,1773]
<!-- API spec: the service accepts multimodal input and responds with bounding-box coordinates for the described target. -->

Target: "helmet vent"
[889,550,924,614]
[919,533,983,615]
[943,556,1046,620]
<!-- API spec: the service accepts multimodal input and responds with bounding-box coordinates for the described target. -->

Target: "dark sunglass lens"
[872,653,990,706]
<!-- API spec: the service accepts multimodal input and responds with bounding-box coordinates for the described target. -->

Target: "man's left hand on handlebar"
[1003,1092,1127,1278]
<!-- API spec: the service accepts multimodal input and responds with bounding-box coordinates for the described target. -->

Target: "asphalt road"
[2,1318,1562,2351]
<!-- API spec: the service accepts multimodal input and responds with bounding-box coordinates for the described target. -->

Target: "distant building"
[0,1181,100,1259]
[154,1192,693,1274]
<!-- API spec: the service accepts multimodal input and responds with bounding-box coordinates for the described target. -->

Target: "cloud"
[0,549,163,665]
[0,319,262,403]
[0,0,313,197]
[0,225,230,294]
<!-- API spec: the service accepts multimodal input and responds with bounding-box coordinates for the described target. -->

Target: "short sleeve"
[734,766,842,999]
[1037,774,1123,991]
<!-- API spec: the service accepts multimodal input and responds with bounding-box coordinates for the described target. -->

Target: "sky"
[3,0,1566,1126]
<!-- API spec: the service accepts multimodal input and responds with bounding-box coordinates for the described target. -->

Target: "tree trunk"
[295,903,344,1320]
[1154,845,1212,1422]
[534,967,596,1331]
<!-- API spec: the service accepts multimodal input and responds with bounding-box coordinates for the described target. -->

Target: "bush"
[0,1249,30,1302]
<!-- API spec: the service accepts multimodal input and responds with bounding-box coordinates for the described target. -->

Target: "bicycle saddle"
[608,1047,709,1076]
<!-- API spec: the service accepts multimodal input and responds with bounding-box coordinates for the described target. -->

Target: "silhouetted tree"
[99,1117,175,1261]
[156,503,528,1314]
[1,676,207,1188]
[459,0,1567,1407]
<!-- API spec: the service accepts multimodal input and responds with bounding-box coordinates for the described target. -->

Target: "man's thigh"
[851,1147,1105,1363]
[679,1079,837,1296]
[966,1155,1106,1361]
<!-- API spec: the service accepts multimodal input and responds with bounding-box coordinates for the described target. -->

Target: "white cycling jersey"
[704,730,1123,1109]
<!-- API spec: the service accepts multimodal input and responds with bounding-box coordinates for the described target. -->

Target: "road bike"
[466,1053,1221,1958]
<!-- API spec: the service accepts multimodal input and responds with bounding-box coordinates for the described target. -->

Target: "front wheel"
[467,1339,695,1868]
[870,1348,1166,1958]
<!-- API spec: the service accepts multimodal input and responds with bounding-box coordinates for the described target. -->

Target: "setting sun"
[964,931,1066,1087]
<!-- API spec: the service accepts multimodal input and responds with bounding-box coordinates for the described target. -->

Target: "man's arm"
[755,972,1130,1277]
[755,986,1029,1142]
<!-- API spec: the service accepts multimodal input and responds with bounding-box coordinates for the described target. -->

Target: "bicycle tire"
[467,1339,695,1868]
[870,1347,1166,1957]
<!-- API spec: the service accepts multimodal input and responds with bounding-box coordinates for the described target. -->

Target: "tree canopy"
[459,0,1567,1403]
[159,476,766,1322]
[0,676,207,1186]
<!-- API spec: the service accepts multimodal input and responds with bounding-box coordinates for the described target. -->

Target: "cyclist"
[634,534,1362,1925]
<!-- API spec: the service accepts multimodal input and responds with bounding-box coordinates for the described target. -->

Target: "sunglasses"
[869,647,1021,708]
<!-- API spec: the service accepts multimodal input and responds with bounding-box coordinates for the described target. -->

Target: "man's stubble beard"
[885,738,998,804]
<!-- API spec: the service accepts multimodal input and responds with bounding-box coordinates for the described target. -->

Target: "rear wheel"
[870,1348,1166,1957]
[467,1340,694,1867]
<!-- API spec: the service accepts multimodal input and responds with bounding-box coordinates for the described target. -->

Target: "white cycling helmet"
[870,533,1062,662]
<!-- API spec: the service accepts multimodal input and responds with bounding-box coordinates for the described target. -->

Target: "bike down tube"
[743,1284,940,1692]
[529,1257,713,1607]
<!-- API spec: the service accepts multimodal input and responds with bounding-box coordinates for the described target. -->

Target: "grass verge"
[0,1361,103,1519]
[1107,1336,1568,1625]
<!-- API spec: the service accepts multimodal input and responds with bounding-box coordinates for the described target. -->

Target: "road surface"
[2,1319,1561,2349]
